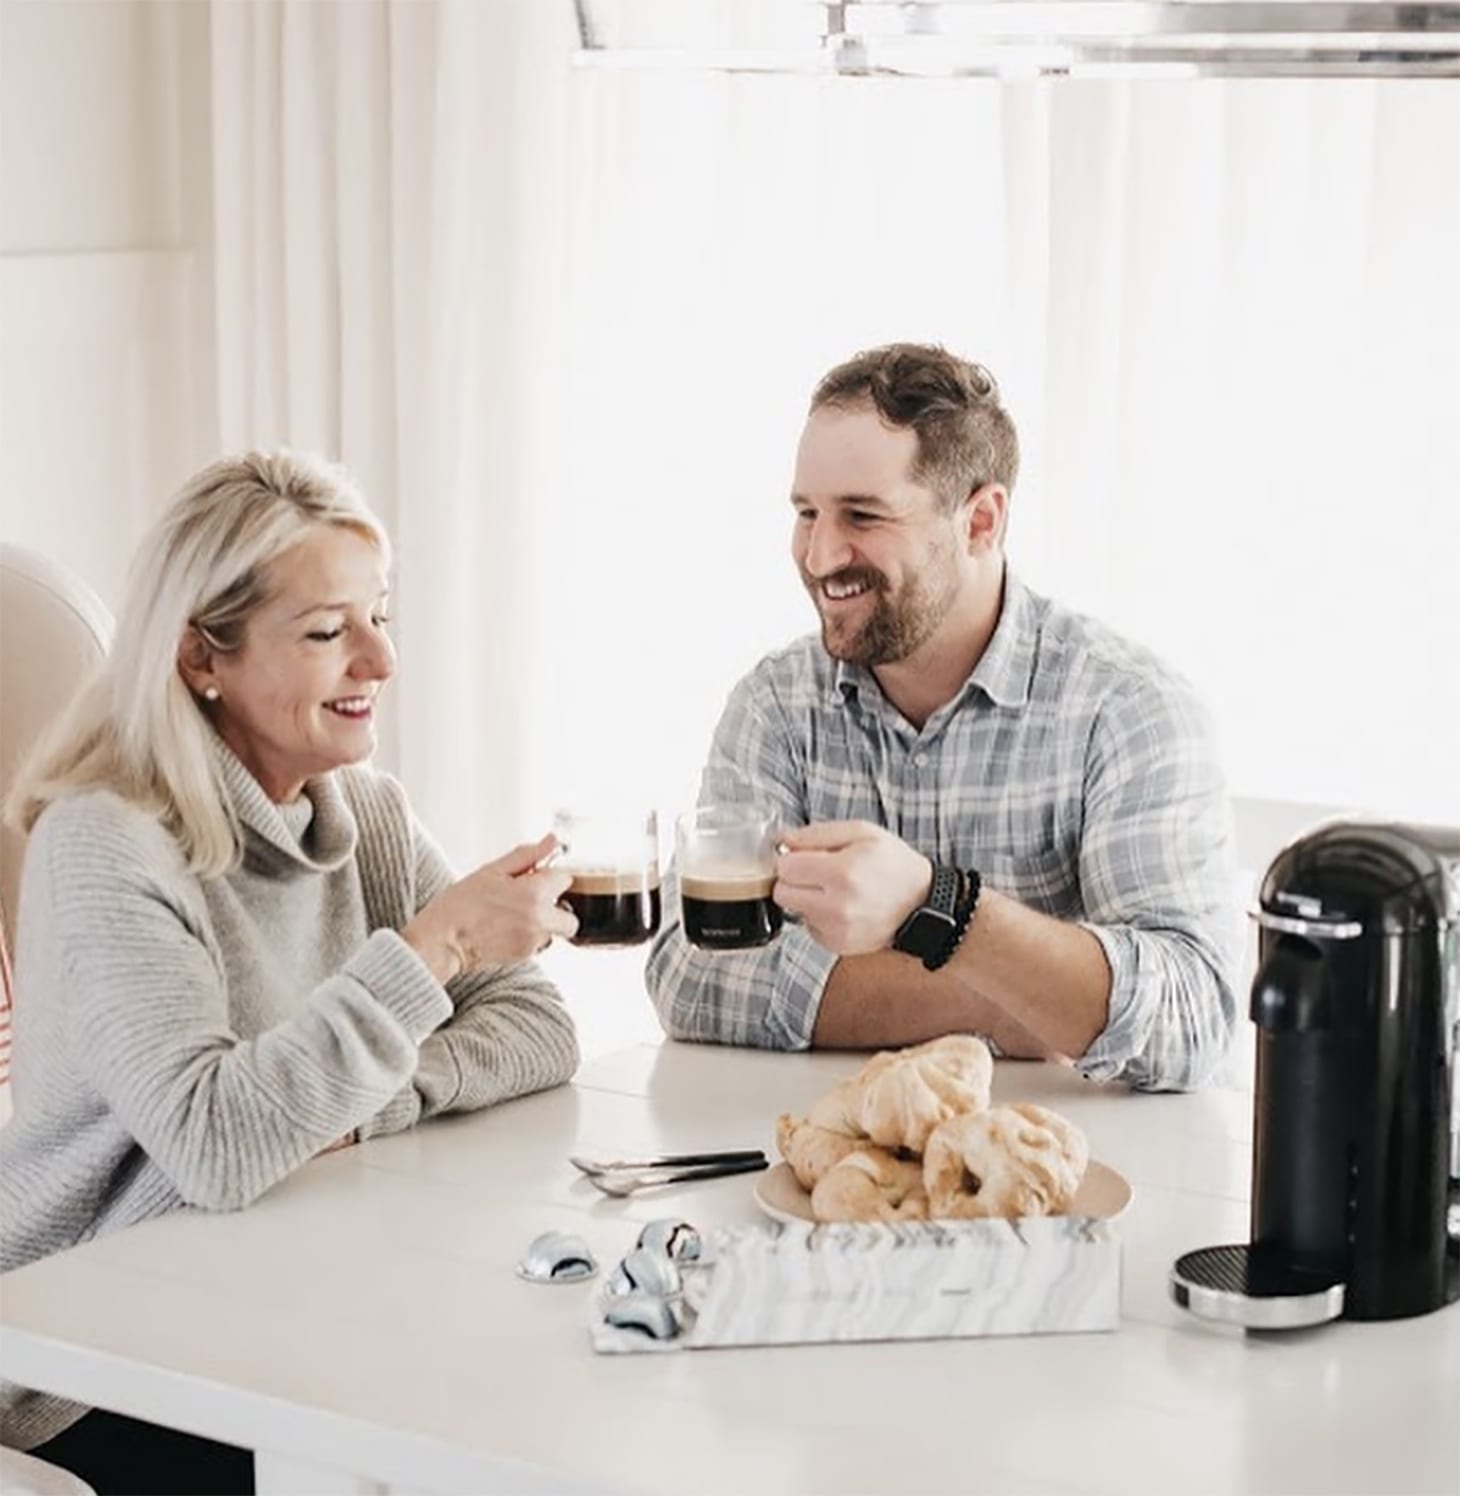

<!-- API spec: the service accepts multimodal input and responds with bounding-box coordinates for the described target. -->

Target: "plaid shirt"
[645,572,1242,1091]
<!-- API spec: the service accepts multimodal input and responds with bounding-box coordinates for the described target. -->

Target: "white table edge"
[0,1324,616,1496]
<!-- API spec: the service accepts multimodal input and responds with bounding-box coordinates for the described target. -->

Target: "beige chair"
[0,549,110,1487]
[1,909,12,1123]
[0,544,114,947]
[0,1445,97,1495]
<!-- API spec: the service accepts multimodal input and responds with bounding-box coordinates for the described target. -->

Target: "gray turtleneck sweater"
[0,745,579,1449]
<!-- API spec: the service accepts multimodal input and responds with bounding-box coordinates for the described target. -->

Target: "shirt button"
[914,753,928,768]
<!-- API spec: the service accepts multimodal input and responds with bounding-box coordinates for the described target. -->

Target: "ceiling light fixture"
[572,1,1460,80]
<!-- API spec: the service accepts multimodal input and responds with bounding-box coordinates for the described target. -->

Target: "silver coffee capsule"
[602,1290,681,1342]
[606,1245,682,1298]
[515,1230,598,1284]
[636,1219,702,1263]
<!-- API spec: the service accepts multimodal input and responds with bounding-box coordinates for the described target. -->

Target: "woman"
[0,451,580,1494]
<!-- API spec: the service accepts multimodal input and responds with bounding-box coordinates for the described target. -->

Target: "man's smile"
[822,576,873,602]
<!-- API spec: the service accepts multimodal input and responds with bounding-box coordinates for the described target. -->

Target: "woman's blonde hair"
[5,450,389,877]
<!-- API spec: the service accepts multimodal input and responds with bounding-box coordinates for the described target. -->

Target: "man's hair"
[811,343,1020,507]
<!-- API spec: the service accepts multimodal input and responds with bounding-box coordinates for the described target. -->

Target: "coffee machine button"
[1451,1020,1460,1181]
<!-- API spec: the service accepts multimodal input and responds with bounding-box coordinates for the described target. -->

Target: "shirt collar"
[830,567,1037,713]
[831,656,874,707]
[966,569,1036,710]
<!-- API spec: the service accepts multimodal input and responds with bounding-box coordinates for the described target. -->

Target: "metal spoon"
[570,1149,766,1176]
[585,1156,769,1197]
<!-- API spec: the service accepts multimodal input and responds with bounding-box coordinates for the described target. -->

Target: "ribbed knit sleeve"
[342,772,579,1139]
[32,795,451,1211]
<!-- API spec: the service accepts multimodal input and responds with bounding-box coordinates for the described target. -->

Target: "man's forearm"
[811,955,1056,1055]
[810,890,1111,1057]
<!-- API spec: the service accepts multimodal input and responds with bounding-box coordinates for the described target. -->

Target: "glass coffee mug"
[553,809,662,948]
[676,805,783,951]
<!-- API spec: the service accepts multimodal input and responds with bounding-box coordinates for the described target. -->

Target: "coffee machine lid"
[1258,820,1460,936]
[1170,1244,1346,1329]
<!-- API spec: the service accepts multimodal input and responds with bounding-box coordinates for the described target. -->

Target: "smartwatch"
[892,864,963,971]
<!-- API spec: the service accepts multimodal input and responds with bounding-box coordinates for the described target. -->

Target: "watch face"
[896,907,958,962]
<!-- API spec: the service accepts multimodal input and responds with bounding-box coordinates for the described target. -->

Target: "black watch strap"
[928,866,980,971]
[924,864,960,920]
[893,863,965,971]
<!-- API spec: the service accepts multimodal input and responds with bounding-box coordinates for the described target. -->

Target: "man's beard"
[804,552,960,667]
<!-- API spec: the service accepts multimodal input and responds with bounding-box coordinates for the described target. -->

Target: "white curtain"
[530,71,1460,834]
[208,6,1460,887]
[209,0,576,862]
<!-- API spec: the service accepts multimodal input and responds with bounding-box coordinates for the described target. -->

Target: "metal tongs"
[570,1148,769,1197]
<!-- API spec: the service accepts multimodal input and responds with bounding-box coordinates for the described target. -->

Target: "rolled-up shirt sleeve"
[1073,675,1243,1091]
[645,671,838,1049]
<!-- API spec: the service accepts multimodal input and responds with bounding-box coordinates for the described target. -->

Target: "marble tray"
[590,1216,1121,1354]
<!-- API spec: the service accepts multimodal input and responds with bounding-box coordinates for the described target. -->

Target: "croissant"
[900,1035,997,1095]
[775,1112,866,1191]
[852,1034,993,1153]
[810,1147,929,1223]
[922,1103,1089,1219]
[804,1077,866,1138]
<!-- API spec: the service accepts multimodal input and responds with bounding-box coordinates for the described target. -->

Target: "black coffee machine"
[1172,820,1460,1328]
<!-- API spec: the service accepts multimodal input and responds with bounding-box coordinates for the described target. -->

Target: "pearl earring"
[203,686,220,702]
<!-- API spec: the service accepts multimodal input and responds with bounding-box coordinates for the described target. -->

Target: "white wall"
[0,0,216,610]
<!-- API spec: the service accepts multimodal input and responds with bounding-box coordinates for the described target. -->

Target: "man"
[645,344,1240,1090]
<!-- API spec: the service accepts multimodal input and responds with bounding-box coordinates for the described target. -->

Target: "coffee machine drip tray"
[1170,1244,1346,1329]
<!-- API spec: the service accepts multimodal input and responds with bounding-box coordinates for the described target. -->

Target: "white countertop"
[2,1040,1457,1496]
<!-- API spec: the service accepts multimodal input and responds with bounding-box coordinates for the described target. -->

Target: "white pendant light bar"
[572,1,1460,79]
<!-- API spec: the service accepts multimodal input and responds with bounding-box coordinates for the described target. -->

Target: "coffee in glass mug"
[553,809,662,947]
[676,806,783,950]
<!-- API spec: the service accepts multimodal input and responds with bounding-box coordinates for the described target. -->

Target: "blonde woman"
[0,452,580,1494]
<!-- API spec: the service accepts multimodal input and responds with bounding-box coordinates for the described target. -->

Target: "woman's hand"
[402,833,578,983]
[318,1129,359,1156]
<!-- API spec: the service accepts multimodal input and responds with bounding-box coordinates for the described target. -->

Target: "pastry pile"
[775,1036,1090,1223]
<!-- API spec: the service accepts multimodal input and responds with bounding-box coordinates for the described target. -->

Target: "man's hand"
[773,821,932,955]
